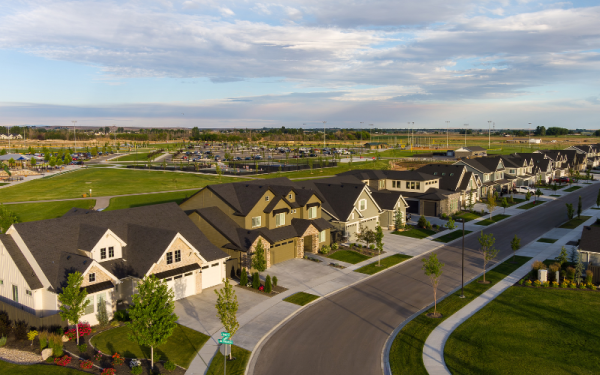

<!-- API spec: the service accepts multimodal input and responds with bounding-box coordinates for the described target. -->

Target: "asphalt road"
[251,183,599,375]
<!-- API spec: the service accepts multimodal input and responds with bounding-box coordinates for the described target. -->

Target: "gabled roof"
[456,157,504,173]
[370,191,407,210]
[337,169,437,182]
[0,234,43,290]
[12,203,226,290]
[416,164,466,191]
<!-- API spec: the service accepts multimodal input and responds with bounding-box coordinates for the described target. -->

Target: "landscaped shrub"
[164,360,177,371]
[569,282,577,289]
[66,322,92,341]
[252,272,260,289]
[533,280,541,287]
[78,343,88,353]
[525,280,532,286]
[39,331,48,350]
[418,215,428,228]
[531,260,546,279]
[542,281,549,287]
[95,351,103,361]
[112,353,125,366]
[265,275,273,294]
[273,276,278,286]
[586,270,593,284]
[130,366,143,375]
[590,284,597,291]
[0,311,11,338]
[425,221,432,230]
[561,281,569,288]
[101,368,116,375]
[14,320,28,341]
[113,310,130,322]
[552,281,559,287]
[97,299,110,327]
[54,355,72,367]
[566,266,576,282]
[320,245,330,255]
[80,360,94,370]
[240,268,248,286]
[369,244,375,249]
[578,283,587,289]
[0,336,6,347]
[441,213,448,219]
[518,279,524,285]
[331,243,339,251]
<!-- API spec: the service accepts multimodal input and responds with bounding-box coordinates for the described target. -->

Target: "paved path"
[249,180,600,375]
[421,211,598,375]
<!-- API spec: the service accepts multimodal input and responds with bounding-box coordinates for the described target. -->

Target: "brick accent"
[246,237,271,269]
[296,237,304,258]
[82,265,113,287]
[298,225,320,254]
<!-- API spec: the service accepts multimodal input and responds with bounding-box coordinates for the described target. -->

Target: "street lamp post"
[460,218,466,298]
[488,120,492,149]
[446,121,450,148]
[464,124,469,146]
[71,120,77,154]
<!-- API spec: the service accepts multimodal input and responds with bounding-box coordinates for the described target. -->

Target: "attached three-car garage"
[155,261,225,301]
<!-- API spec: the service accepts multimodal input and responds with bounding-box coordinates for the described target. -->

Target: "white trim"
[81,260,119,283]
[145,233,214,277]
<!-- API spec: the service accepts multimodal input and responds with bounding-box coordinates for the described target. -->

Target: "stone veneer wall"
[296,237,304,259]
[81,265,113,287]
[195,271,202,294]
[244,237,271,269]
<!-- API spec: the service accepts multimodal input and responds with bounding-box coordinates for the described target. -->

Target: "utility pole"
[71,120,77,154]
[464,124,469,146]
[488,120,492,149]
[323,121,327,149]
[460,218,465,298]
[445,121,450,148]
[369,124,374,144]
[528,122,532,149]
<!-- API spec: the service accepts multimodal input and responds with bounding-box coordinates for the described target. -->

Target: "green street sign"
[221,332,231,338]
[218,338,233,345]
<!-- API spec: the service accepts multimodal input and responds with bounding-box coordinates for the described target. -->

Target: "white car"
[514,186,536,194]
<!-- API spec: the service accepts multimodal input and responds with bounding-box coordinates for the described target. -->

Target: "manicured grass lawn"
[434,230,473,243]
[6,200,96,222]
[452,211,483,222]
[0,360,86,374]
[389,256,531,375]
[537,238,558,243]
[564,185,582,192]
[0,168,244,203]
[91,324,209,368]
[516,200,546,210]
[474,214,511,226]
[0,183,8,186]
[559,215,592,229]
[550,194,561,197]
[113,151,162,161]
[259,159,391,180]
[328,250,370,264]
[444,287,600,375]
[355,254,412,275]
[392,227,436,239]
[206,344,251,375]
[105,190,199,211]
[283,292,320,306]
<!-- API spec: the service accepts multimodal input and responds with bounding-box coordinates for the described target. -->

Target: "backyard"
[445,287,600,375]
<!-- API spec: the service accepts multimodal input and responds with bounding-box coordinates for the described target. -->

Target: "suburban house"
[499,155,537,187]
[294,176,384,242]
[0,134,23,140]
[369,191,408,230]
[578,226,600,284]
[564,145,600,169]
[453,146,487,158]
[513,153,554,183]
[454,157,510,196]
[180,178,333,275]
[416,164,481,208]
[336,169,461,217]
[0,203,229,325]
[364,142,388,150]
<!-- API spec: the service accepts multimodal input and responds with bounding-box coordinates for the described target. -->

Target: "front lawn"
[434,230,473,243]
[392,227,436,239]
[0,360,86,374]
[327,250,370,264]
[564,185,582,192]
[91,324,209,368]
[206,345,251,375]
[5,199,96,222]
[355,254,412,275]
[389,256,531,375]
[444,287,600,375]
[283,292,320,306]
[537,238,557,243]
[559,215,592,229]
[451,211,484,222]
[516,200,546,210]
[105,190,199,211]
[474,214,511,226]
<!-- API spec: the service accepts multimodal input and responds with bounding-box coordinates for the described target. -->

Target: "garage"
[271,240,295,265]
[155,264,201,301]
[201,261,223,288]
[406,200,419,214]
[423,201,438,216]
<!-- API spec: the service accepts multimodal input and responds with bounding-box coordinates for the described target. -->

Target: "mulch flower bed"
[235,283,288,297]
[303,255,323,263]
[329,263,346,269]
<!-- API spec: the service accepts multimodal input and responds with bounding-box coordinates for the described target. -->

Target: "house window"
[359,199,367,211]
[175,250,181,263]
[392,181,396,188]
[416,182,420,189]
[276,213,285,227]
[97,292,106,306]
[308,206,317,219]
[319,230,326,243]
[288,194,293,199]
[265,196,270,201]
[26,290,32,296]
[100,248,106,260]
[89,273,96,283]
[12,285,18,302]
[406,181,410,188]
[109,247,114,258]
[166,252,173,264]
[84,296,94,315]
[292,209,296,213]
[379,180,385,189]
[411,181,415,189]
[351,212,355,220]
[252,216,261,227]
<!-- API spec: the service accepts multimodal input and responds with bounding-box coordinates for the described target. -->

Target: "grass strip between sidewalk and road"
[206,344,251,375]
[451,211,484,222]
[388,255,531,375]
[559,215,592,229]
[516,200,547,210]
[474,214,511,226]
[0,359,86,374]
[327,250,370,264]
[563,185,582,192]
[537,238,558,243]
[434,230,473,243]
[283,292,320,306]
[355,254,412,275]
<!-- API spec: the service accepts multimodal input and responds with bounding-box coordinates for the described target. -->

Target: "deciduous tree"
[422,254,444,318]
[252,239,267,272]
[215,278,239,360]
[485,191,496,220]
[500,197,509,214]
[477,231,499,283]
[510,235,520,263]
[375,225,384,267]
[58,272,90,345]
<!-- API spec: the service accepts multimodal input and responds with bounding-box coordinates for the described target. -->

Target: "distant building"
[506,138,541,144]
[364,142,388,150]
[453,146,487,158]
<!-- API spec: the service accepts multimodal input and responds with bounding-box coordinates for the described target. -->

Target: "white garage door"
[165,272,196,301]
[202,262,222,289]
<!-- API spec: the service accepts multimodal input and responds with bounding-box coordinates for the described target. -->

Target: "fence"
[0,300,64,329]
[589,265,600,284]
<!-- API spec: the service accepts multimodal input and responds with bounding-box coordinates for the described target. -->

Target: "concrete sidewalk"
[421,211,598,375]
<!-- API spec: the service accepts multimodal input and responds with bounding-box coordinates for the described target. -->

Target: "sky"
[0,0,599,129]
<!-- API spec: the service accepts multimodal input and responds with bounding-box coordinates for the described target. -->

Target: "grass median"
[355,254,412,275]
[474,214,510,226]
[563,185,582,192]
[434,230,472,243]
[516,200,546,210]
[537,238,558,243]
[559,215,592,229]
[389,255,531,375]
[206,345,251,375]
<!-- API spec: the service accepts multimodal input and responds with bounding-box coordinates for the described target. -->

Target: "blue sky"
[0,0,599,129]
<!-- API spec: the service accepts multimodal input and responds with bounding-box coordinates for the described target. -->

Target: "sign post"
[219,333,232,375]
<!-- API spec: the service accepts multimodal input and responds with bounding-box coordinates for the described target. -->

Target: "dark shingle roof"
[338,169,437,182]
[370,191,404,210]
[416,164,466,191]
[13,203,226,290]
[458,157,504,173]
[0,234,43,290]
[464,146,487,152]
[580,226,600,253]
[295,177,370,220]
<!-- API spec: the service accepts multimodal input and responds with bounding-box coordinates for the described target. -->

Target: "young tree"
[357,227,377,248]
[214,278,239,360]
[394,207,404,230]
[477,231,499,283]
[375,225,384,267]
[58,272,90,345]
[445,217,456,230]
[525,191,532,201]
[96,298,109,327]
[239,268,248,286]
[422,253,444,318]
[252,239,267,272]
[485,191,496,220]
[127,275,178,368]
[535,189,543,203]
[574,250,584,285]
[0,204,19,234]
[566,203,574,220]
[510,235,521,263]
[500,197,509,214]
[577,195,582,218]
[569,246,578,264]
[556,246,568,266]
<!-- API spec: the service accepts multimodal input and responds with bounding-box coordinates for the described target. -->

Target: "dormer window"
[101,248,106,260]
[288,194,293,199]
[109,247,114,258]
[89,273,95,283]
[265,196,270,202]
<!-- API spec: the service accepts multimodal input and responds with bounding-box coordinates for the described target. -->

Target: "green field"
[389,256,531,375]
[445,287,600,375]
[91,324,208,368]
[0,168,244,203]
[283,292,321,306]
[105,190,199,211]
[113,151,163,161]
[434,230,473,243]
[355,254,412,275]
[6,200,96,222]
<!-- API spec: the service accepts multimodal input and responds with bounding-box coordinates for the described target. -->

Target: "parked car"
[554,177,570,183]
[245,157,252,160]
[234,157,242,161]
[514,186,536,194]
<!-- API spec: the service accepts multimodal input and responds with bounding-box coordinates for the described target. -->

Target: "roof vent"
[67,255,71,260]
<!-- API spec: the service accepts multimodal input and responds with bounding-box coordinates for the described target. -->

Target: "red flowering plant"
[112,353,125,366]
[101,368,116,375]
[54,355,72,367]
[80,360,94,370]
[66,322,92,341]
[259,285,264,292]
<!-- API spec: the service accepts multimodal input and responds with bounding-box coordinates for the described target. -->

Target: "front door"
[304,235,313,253]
